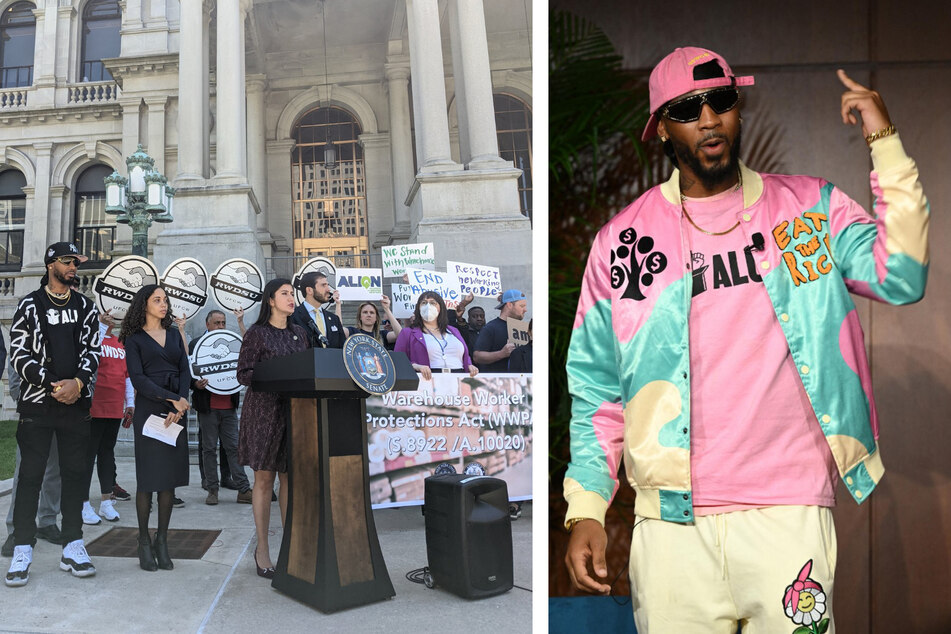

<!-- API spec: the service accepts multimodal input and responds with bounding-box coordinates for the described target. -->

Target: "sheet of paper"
[142,414,184,447]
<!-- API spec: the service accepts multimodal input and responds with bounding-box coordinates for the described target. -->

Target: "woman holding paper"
[334,295,402,346]
[394,291,478,379]
[120,285,191,572]
[236,278,308,578]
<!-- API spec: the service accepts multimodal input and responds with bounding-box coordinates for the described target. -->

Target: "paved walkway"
[0,456,532,633]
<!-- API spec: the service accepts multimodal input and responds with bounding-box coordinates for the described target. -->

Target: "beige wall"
[551,1,951,631]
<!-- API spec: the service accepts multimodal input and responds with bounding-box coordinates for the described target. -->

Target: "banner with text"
[336,268,384,301]
[446,261,502,298]
[403,268,462,309]
[366,373,532,507]
[506,317,531,347]
[391,283,417,319]
[382,242,435,277]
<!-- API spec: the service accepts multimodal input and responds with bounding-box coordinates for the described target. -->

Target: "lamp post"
[104,144,175,257]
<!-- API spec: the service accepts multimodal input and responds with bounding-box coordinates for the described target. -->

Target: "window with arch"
[80,0,120,82]
[494,93,533,221]
[291,106,369,267]
[74,164,116,266]
[0,1,36,88]
[0,169,25,271]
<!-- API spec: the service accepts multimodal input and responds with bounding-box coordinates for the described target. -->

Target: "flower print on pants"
[782,559,829,633]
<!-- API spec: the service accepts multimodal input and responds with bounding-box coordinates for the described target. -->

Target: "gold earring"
[660,136,668,143]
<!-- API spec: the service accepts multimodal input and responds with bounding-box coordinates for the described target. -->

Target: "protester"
[190,310,252,505]
[507,319,532,372]
[6,242,100,587]
[461,305,486,357]
[563,47,930,631]
[335,295,403,345]
[290,271,345,348]
[394,291,478,379]
[237,278,308,578]
[120,285,191,572]
[473,289,528,372]
[81,312,133,525]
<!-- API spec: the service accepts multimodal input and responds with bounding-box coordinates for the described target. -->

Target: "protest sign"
[381,242,435,277]
[161,258,209,320]
[292,256,336,305]
[506,317,531,348]
[336,268,383,301]
[189,329,243,395]
[446,261,501,298]
[403,268,462,308]
[94,255,159,322]
[391,284,417,319]
[366,374,532,507]
[210,259,264,312]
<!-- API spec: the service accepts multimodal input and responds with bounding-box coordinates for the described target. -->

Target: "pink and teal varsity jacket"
[564,134,929,526]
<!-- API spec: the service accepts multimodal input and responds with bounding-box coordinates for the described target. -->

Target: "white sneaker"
[82,501,101,525]
[99,499,120,522]
[5,545,32,587]
[60,539,96,578]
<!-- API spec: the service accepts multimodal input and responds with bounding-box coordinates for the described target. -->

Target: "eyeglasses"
[55,257,79,266]
[661,87,740,123]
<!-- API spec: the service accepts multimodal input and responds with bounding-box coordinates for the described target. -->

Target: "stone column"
[265,139,296,245]
[33,143,54,249]
[55,6,76,83]
[384,62,414,230]
[215,0,250,182]
[246,75,268,230]
[29,7,56,107]
[447,0,505,169]
[146,97,168,173]
[405,0,459,172]
[120,98,142,160]
[176,0,207,181]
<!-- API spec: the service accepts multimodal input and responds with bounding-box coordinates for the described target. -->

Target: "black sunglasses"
[661,87,740,123]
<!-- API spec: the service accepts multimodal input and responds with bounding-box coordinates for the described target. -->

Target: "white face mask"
[420,303,439,322]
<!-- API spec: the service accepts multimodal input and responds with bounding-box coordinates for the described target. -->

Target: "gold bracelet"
[74,377,83,391]
[565,517,596,532]
[865,124,896,146]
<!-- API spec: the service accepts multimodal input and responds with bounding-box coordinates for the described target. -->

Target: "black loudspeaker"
[424,474,513,599]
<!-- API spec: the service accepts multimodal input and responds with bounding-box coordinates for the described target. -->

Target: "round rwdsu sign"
[161,258,209,320]
[210,258,264,312]
[93,256,159,321]
[292,257,336,306]
[189,329,243,395]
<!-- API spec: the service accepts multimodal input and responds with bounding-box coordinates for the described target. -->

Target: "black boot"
[153,532,173,570]
[138,536,157,571]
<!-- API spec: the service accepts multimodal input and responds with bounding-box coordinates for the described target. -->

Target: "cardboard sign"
[210,259,264,312]
[292,257,336,306]
[189,329,243,395]
[506,317,531,348]
[446,261,501,298]
[381,242,435,277]
[390,283,417,319]
[160,258,209,321]
[336,268,384,301]
[403,268,462,309]
[93,255,159,322]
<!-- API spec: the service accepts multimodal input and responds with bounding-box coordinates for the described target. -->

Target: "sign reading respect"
[446,261,501,298]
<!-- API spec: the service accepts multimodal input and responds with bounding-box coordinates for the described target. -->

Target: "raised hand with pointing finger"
[836,69,892,139]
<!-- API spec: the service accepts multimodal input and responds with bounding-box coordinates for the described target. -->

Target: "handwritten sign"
[382,242,435,277]
[506,317,531,348]
[446,261,501,298]
[336,268,384,301]
[391,284,417,319]
[404,268,462,309]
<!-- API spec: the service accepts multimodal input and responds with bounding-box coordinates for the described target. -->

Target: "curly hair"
[118,284,172,343]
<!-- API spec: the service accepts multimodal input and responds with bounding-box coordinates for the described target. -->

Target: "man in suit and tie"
[290,271,345,349]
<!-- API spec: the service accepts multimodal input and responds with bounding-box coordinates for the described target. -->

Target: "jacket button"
[761,261,770,270]
[683,494,689,500]
[801,365,810,374]
[855,490,863,499]
[683,511,690,517]
[682,427,688,434]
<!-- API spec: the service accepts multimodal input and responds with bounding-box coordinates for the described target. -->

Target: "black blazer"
[290,303,345,349]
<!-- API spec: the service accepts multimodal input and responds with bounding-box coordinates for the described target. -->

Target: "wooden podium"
[252,347,418,612]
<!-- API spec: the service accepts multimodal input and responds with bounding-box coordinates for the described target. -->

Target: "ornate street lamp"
[104,144,175,257]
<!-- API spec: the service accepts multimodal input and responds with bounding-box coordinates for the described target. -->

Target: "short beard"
[671,127,742,192]
[52,268,73,287]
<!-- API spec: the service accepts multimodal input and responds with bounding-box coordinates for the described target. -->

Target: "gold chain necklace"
[680,169,743,236]
[44,285,71,307]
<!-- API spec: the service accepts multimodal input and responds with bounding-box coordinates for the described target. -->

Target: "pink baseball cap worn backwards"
[642,46,754,141]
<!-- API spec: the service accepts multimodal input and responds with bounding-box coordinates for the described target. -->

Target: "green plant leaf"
[817,618,830,633]
[792,627,812,634]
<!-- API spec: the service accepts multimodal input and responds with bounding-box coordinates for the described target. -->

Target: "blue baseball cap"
[496,289,526,309]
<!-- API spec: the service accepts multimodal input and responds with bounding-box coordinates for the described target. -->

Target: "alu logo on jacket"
[610,228,667,301]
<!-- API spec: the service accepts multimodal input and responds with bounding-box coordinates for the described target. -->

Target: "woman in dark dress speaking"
[120,285,190,572]
[237,278,308,578]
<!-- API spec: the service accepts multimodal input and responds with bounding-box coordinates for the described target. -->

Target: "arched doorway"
[290,106,369,267]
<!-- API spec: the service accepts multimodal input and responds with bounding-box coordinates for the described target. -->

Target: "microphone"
[750,232,765,251]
